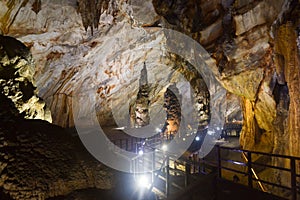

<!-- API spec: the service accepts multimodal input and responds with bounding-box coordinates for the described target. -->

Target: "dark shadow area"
[215,179,286,200]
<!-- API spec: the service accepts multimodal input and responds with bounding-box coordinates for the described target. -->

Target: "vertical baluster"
[198,157,201,174]
[152,150,155,183]
[247,152,253,188]
[193,154,197,173]
[185,161,191,187]
[166,156,170,197]
[174,161,177,176]
[201,157,206,174]
[291,158,297,200]
[217,145,222,178]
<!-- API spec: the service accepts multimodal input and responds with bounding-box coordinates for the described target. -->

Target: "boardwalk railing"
[216,145,300,200]
[110,135,300,200]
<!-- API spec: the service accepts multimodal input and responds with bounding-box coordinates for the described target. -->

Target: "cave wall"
[151,0,300,159]
[0,23,113,199]
[0,34,52,122]
[0,0,299,197]
[0,93,112,199]
[0,0,299,156]
[275,22,300,158]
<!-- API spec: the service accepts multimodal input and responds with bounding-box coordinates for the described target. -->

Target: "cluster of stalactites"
[77,0,110,35]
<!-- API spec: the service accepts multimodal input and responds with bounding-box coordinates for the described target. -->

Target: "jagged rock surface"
[0,0,298,153]
[0,93,112,200]
[0,34,51,122]
[0,0,299,197]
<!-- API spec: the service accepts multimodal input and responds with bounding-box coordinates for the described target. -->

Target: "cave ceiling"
[0,1,299,199]
[0,0,299,157]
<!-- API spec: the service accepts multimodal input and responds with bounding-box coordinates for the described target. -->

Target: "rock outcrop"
[0,0,298,155]
[0,93,112,199]
[0,0,299,197]
[0,34,51,122]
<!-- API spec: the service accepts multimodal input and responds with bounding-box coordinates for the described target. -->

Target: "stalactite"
[77,0,110,35]
[162,84,181,139]
[130,63,150,128]
[31,0,41,14]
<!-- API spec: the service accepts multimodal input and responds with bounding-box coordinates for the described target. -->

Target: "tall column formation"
[130,63,150,128]
[162,84,181,139]
[275,23,300,158]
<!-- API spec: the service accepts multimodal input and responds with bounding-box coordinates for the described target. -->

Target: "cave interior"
[0,0,299,199]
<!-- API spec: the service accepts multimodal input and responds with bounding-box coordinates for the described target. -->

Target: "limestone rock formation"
[0,0,297,153]
[151,0,299,157]
[162,84,181,139]
[129,63,151,128]
[0,93,112,199]
[151,0,299,192]
[0,0,299,197]
[0,34,51,122]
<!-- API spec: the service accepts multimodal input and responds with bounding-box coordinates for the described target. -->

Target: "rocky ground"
[0,93,113,199]
[0,0,299,198]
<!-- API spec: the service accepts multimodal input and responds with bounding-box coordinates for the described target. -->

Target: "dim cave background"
[0,0,300,199]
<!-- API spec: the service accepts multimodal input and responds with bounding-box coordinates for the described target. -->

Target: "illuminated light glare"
[162,144,167,151]
[195,136,200,141]
[138,149,144,155]
[137,175,150,189]
[182,138,186,141]
[113,126,126,130]
[233,161,244,166]
[207,130,215,135]
[155,127,161,133]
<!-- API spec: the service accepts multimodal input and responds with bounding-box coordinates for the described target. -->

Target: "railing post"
[126,139,129,151]
[166,156,170,197]
[201,156,206,174]
[217,145,222,178]
[247,152,253,188]
[193,154,197,173]
[174,161,177,176]
[152,150,155,183]
[185,160,191,187]
[290,158,297,200]
[118,139,121,148]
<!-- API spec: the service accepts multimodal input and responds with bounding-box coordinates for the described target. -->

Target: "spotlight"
[182,137,186,141]
[155,127,161,133]
[137,175,150,189]
[207,130,215,135]
[138,149,144,155]
[162,144,167,151]
[195,136,200,141]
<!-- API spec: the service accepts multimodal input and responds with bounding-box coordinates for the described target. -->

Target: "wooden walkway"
[107,125,299,200]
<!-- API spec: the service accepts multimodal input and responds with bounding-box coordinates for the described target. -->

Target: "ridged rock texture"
[153,0,299,157]
[0,35,52,122]
[0,0,299,198]
[0,93,112,199]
